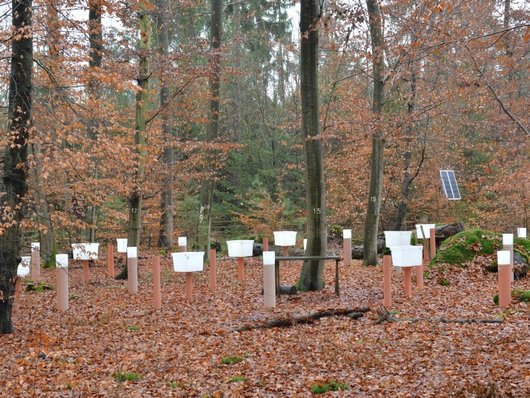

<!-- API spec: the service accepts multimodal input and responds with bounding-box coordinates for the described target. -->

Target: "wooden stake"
[185,272,193,300]
[152,256,161,310]
[343,237,352,266]
[31,245,40,283]
[128,256,138,294]
[209,249,217,291]
[498,264,511,308]
[403,267,413,298]
[383,254,392,308]
[263,237,269,251]
[263,264,276,308]
[237,257,245,281]
[15,277,22,299]
[82,260,90,284]
[56,267,69,311]
[107,243,115,278]
[429,228,436,259]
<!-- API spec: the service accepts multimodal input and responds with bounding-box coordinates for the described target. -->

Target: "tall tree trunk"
[363,0,385,266]
[0,0,33,334]
[394,70,416,230]
[85,0,103,242]
[198,0,222,254]
[157,0,174,249]
[298,0,326,291]
[29,0,58,266]
[127,1,151,249]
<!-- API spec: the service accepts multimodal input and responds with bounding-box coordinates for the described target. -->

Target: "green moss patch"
[310,380,350,394]
[493,289,530,305]
[221,356,243,365]
[431,229,501,266]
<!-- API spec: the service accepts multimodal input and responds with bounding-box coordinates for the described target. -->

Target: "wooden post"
[416,245,424,290]
[31,243,40,283]
[282,246,289,256]
[185,272,193,300]
[152,255,161,310]
[107,243,115,278]
[263,237,269,251]
[56,254,69,312]
[209,249,217,291]
[82,260,90,284]
[497,250,512,308]
[343,237,352,266]
[15,277,22,299]
[236,257,245,281]
[127,247,138,294]
[429,228,436,259]
[383,254,392,308]
[264,264,275,308]
[403,267,413,298]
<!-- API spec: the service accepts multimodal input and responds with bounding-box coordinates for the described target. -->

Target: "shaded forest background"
[0,0,528,262]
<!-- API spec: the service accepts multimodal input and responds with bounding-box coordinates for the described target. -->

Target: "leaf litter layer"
[1,253,529,397]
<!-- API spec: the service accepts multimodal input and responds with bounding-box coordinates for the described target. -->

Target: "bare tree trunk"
[127,2,151,249]
[28,0,58,266]
[298,0,326,291]
[198,0,222,254]
[85,0,103,242]
[157,0,174,249]
[394,71,416,231]
[0,0,33,334]
[363,0,385,266]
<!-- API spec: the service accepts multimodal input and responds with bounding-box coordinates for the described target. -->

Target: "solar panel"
[439,170,461,200]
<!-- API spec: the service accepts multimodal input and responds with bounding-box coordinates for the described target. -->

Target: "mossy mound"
[431,229,501,266]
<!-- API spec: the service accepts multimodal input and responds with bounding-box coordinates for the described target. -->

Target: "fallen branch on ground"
[233,307,370,332]
[375,306,503,325]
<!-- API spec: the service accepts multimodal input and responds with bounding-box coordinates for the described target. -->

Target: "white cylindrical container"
[516,228,527,239]
[502,234,513,245]
[391,246,423,267]
[171,252,205,272]
[226,240,254,258]
[415,224,436,239]
[384,231,412,248]
[273,231,297,247]
[116,238,128,253]
[178,236,187,248]
[343,229,352,239]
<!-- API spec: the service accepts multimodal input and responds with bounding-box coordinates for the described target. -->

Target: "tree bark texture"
[298,0,327,291]
[127,2,151,250]
[363,0,385,266]
[394,70,416,230]
[157,0,174,249]
[85,0,103,242]
[198,0,222,254]
[0,0,33,334]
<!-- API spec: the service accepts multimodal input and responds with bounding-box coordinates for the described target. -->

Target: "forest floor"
[1,251,529,397]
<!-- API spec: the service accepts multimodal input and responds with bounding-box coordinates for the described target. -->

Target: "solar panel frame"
[439,170,461,200]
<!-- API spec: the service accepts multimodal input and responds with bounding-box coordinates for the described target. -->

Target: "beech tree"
[298,0,327,291]
[198,0,222,253]
[0,0,33,334]
[127,1,152,249]
[363,0,385,266]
